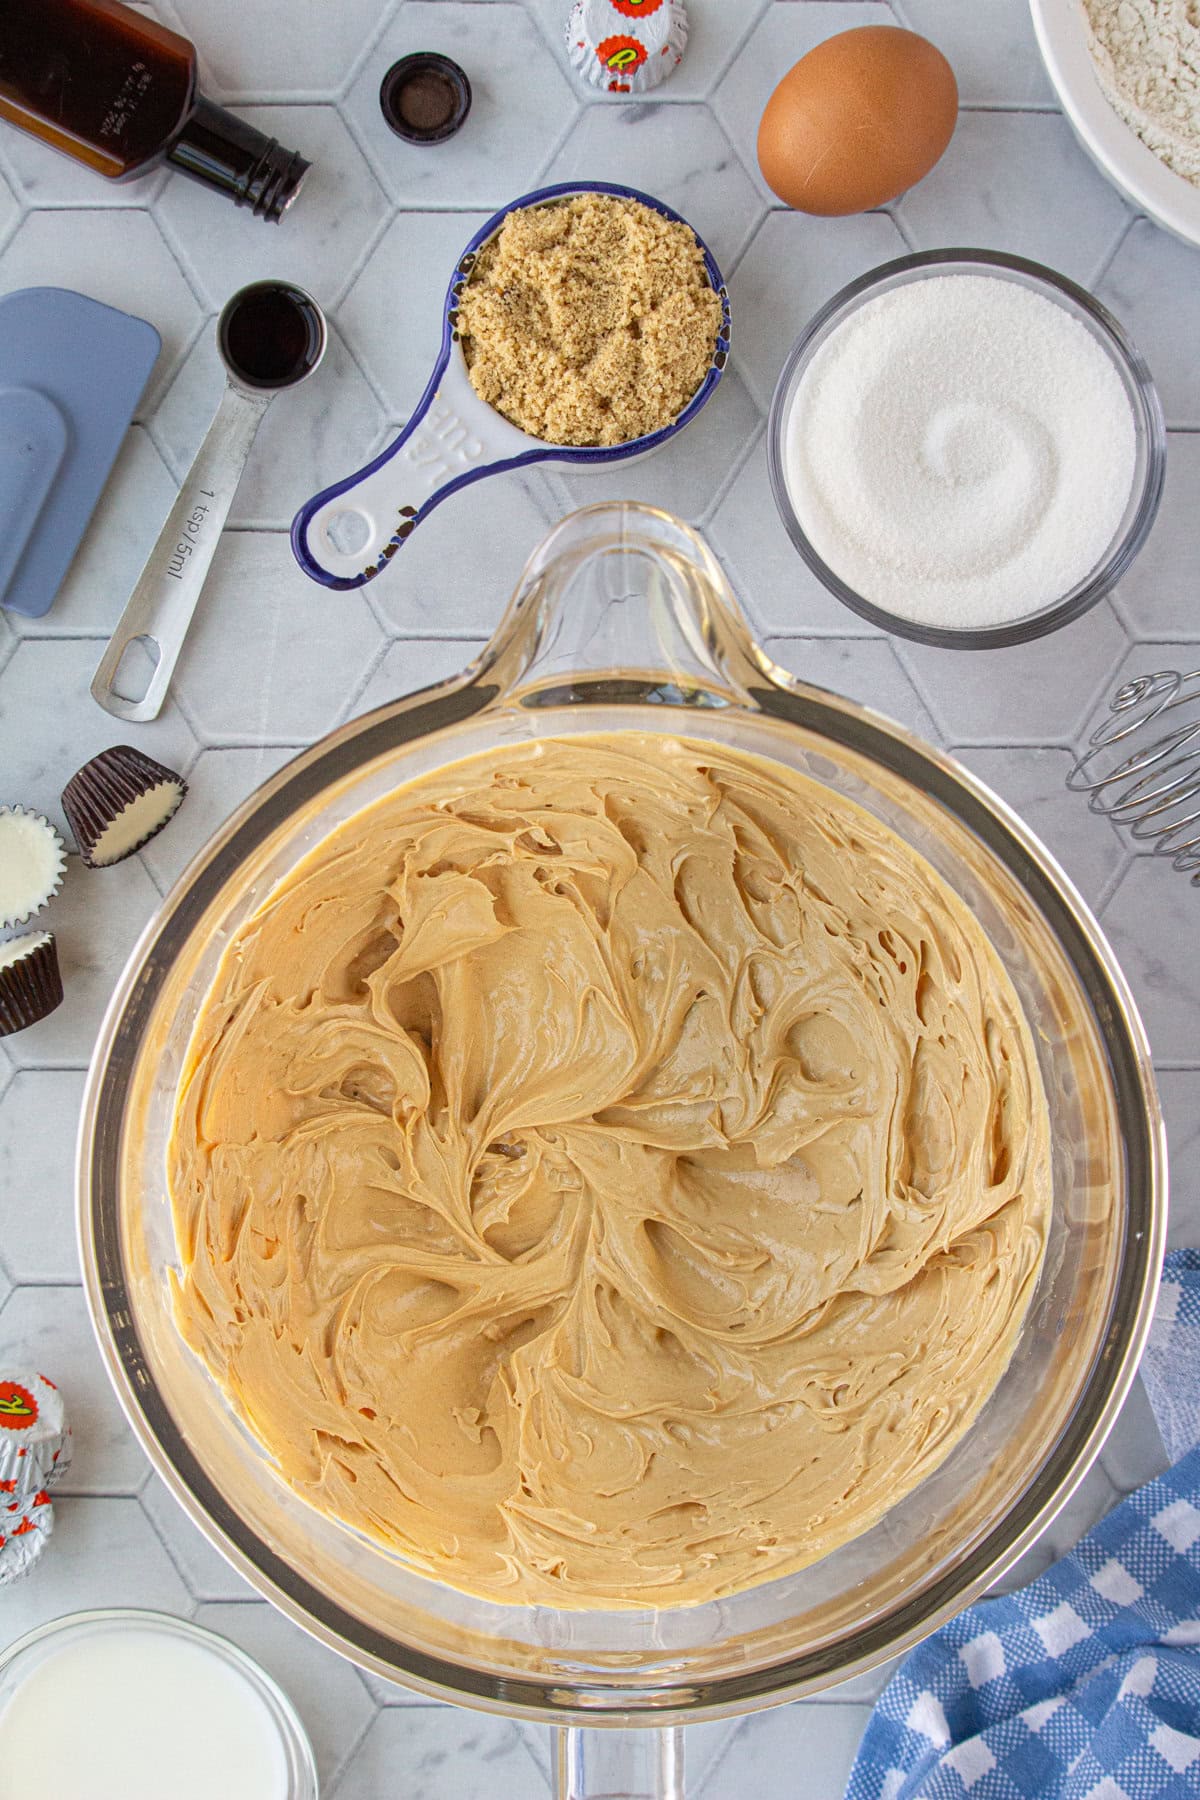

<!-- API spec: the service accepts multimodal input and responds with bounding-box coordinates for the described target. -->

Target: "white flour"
[1083,0,1200,187]
[782,274,1137,631]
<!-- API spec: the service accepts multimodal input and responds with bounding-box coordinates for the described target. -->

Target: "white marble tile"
[7,428,177,638]
[949,744,1128,915]
[153,320,385,530]
[0,162,20,246]
[139,1473,258,1603]
[730,208,907,412]
[333,1705,551,1800]
[1113,436,1200,641]
[895,603,1130,745]
[0,637,196,838]
[140,743,302,891]
[172,0,394,97]
[1098,1374,1168,1496]
[356,1666,428,1709]
[171,531,384,741]
[0,1497,191,1643]
[709,432,868,635]
[1158,1068,1200,1250]
[1100,856,1200,1064]
[558,368,759,524]
[545,100,764,275]
[0,855,168,1071]
[154,105,392,312]
[761,633,942,744]
[340,209,492,417]
[527,0,769,99]
[196,1600,376,1788]
[1095,219,1200,429]
[897,110,1130,286]
[365,465,555,636]
[701,1701,874,1800]
[0,127,166,212]
[894,0,1057,106]
[343,4,578,207]
[0,1285,148,1494]
[350,637,488,718]
[0,210,203,414]
[0,1070,85,1284]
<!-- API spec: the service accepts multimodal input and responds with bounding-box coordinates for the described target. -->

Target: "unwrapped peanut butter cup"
[62,745,187,868]
[0,805,66,929]
[0,933,63,1037]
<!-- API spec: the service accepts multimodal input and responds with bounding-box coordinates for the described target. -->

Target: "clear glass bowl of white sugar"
[767,250,1166,649]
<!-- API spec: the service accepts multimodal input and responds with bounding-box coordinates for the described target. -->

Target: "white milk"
[0,1625,291,1800]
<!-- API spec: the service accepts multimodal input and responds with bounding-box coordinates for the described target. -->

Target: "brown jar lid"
[379,54,472,144]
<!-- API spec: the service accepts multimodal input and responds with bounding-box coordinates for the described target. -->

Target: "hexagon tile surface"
[2,2,1200,1797]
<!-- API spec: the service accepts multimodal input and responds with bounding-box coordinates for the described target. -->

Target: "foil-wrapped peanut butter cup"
[566,0,688,93]
[0,1489,55,1586]
[0,933,63,1037]
[0,1372,70,1586]
[0,805,66,930]
[62,745,187,869]
[0,1372,72,1490]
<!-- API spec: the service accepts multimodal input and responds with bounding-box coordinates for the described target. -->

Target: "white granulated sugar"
[1084,0,1200,189]
[783,275,1137,630]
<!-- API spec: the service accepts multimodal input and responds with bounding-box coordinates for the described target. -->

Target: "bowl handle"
[476,502,772,709]
[556,1726,685,1799]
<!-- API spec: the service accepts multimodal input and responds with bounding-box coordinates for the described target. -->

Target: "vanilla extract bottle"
[0,0,309,219]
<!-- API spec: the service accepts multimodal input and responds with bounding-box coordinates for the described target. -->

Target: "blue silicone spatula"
[0,288,160,619]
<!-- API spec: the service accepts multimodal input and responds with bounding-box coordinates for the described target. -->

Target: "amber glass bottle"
[0,0,309,220]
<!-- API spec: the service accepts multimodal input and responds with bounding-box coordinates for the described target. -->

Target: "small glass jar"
[0,1610,318,1800]
[766,248,1167,650]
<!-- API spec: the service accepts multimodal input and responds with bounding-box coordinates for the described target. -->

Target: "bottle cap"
[566,0,688,94]
[0,1372,72,1494]
[380,55,473,144]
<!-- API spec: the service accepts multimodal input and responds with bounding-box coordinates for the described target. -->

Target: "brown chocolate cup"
[62,746,187,869]
[0,935,63,1037]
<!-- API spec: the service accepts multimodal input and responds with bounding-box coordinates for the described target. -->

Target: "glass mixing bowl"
[78,503,1164,1798]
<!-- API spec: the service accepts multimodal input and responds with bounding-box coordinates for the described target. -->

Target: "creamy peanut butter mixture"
[170,736,1050,1608]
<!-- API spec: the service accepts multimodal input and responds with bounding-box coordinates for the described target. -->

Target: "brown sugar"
[458,193,723,448]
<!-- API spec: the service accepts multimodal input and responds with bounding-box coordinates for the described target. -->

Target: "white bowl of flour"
[1031,0,1200,249]
[767,250,1165,648]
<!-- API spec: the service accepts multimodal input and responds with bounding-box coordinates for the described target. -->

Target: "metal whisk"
[1068,670,1200,885]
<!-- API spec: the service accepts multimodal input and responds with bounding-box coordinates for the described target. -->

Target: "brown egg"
[757,26,958,217]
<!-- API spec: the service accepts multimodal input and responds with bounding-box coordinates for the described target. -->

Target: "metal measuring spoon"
[93,280,327,722]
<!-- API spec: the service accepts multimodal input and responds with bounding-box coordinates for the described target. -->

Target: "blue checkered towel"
[846,1251,1200,1800]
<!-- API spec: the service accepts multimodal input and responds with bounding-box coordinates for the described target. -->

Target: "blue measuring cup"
[291,180,730,591]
